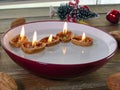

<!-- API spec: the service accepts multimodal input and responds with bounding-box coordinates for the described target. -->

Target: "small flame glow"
[48,34,53,43]
[20,25,25,41]
[62,47,66,55]
[63,22,67,34]
[82,32,86,41]
[32,31,37,46]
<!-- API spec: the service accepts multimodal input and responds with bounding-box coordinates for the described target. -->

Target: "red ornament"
[75,0,79,4]
[80,5,90,11]
[106,9,120,24]
[66,15,76,22]
[72,17,77,22]
[69,1,75,6]
[66,15,71,21]
[68,0,79,8]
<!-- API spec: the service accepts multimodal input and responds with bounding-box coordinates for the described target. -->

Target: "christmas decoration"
[80,5,90,11]
[66,6,98,22]
[57,0,98,22]
[106,9,120,24]
[69,0,79,8]
[57,4,73,20]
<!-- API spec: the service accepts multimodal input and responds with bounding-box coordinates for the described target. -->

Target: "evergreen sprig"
[57,4,73,20]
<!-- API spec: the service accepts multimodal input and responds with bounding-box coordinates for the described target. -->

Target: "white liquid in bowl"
[3,21,116,65]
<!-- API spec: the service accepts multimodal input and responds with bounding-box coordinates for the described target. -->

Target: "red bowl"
[1,21,117,79]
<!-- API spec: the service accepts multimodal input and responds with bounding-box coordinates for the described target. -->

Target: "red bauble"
[69,2,75,6]
[72,18,77,22]
[75,0,79,4]
[80,5,90,11]
[106,9,120,24]
[66,15,71,21]
[66,15,76,22]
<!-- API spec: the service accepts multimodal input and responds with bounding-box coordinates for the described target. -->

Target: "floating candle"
[71,32,93,46]
[57,22,74,42]
[40,34,60,47]
[9,25,28,48]
[21,31,46,54]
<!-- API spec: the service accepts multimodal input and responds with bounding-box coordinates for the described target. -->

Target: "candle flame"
[82,32,86,41]
[20,25,25,41]
[62,47,66,55]
[63,22,67,34]
[48,34,53,43]
[32,31,37,46]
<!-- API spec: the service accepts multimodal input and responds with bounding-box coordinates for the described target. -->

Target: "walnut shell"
[56,31,74,42]
[0,72,17,90]
[11,17,26,28]
[107,73,120,90]
[21,42,46,54]
[71,35,93,46]
[109,31,120,47]
[9,34,28,48]
[40,36,60,47]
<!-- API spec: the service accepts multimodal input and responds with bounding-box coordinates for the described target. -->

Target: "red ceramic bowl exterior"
[1,20,117,79]
[2,45,116,79]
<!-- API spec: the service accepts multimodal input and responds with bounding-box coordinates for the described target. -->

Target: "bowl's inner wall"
[3,21,117,64]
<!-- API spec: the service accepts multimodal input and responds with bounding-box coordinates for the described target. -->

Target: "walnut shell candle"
[56,31,74,42]
[21,42,46,54]
[40,35,60,47]
[71,35,93,46]
[9,34,28,48]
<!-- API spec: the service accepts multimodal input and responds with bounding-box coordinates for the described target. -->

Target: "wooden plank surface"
[0,8,120,90]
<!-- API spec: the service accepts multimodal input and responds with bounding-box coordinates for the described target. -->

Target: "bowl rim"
[1,20,118,66]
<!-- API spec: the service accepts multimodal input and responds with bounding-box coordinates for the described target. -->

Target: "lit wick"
[32,31,37,47]
[82,32,86,41]
[63,22,67,34]
[48,34,53,43]
[20,25,25,41]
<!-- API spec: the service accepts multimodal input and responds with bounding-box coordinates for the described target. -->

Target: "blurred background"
[0,0,120,9]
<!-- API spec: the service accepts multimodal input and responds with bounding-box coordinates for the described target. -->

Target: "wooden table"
[0,6,120,90]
